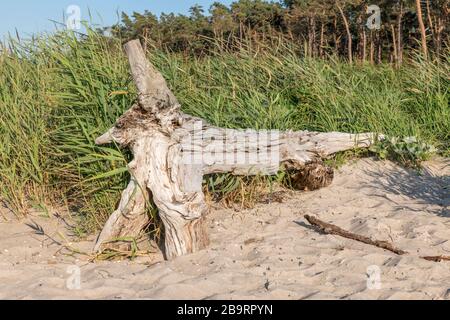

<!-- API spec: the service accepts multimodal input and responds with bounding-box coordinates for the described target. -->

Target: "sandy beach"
[0,158,449,300]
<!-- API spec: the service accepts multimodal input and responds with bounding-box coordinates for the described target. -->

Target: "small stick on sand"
[304,215,450,263]
[304,215,408,255]
[421,256,450,262]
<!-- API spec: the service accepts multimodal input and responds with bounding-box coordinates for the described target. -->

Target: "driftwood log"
[93,40,381,260]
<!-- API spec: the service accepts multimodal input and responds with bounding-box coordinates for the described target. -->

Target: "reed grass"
[0,31,448,236]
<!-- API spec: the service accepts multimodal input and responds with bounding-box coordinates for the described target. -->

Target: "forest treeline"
[110,0,449,64]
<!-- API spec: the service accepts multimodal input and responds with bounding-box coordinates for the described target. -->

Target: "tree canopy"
[108,0,448,63]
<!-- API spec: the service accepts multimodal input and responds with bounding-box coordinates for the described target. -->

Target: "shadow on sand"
[362,160,449,217]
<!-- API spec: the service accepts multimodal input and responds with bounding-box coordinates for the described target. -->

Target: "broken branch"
[304,215,408,255]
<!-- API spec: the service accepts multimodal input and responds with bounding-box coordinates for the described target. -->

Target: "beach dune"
[0,158,449,300]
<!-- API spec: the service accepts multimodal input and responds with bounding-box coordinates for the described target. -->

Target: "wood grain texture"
[93,39,381,259]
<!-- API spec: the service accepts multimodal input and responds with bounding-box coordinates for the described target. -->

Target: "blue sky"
[0,0,233,39]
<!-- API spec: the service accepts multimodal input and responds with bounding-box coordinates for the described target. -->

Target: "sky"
[0,0,234,40]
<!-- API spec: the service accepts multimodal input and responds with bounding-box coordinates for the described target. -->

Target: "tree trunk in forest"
[333,17,339,56]
[312,17,317,57]
[397,1,404,66]
[427,1,445,59]
[308,16,317,58]
[377,32,382,64]
[319,21,325,58]
[416,0,428,59]
[435,17,444,57]
[362,28,367,63]
[93,40,382,259]
[370,30,374,65]
[425,0,437,55]
[307,17,312,58]
[391,24,398,66]
[337,4,353,64]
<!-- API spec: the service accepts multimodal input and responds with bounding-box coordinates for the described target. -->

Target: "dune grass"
[0,31,448,235]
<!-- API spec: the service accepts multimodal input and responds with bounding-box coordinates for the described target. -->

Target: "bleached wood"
[123,40,181,132]
[174,119,379,175]
[93,39,381,259]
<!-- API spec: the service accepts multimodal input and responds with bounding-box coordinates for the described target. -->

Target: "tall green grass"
[1,32,134,231]
[0,31,448,235]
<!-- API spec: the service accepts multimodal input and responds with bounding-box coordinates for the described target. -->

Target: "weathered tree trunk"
[93,40,381,259]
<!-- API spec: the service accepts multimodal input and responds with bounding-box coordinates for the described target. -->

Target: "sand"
[0,158,449,300]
